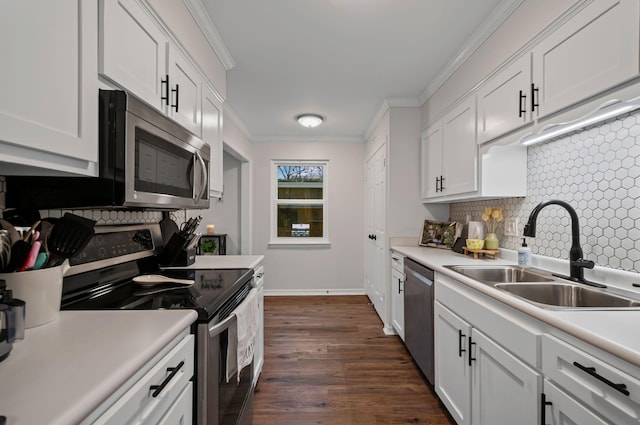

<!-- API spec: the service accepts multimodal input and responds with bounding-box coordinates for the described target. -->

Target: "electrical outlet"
[504,218,518,236]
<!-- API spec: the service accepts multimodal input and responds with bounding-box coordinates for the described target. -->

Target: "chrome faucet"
[523,199,601,287]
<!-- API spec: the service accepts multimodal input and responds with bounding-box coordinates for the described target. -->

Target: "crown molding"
[364,97,421,140]
[183,0,236,70]
[418,0,524,105]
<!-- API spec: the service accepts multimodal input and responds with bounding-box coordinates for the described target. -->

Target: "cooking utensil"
[6,240,31,273]
[0,219,20,246]
[45,213,96,268]
[37,220,54,254]
[0,230,11,272]
[132,274,195,286]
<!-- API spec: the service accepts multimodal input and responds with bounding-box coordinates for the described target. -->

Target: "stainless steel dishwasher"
[404,258,435,384]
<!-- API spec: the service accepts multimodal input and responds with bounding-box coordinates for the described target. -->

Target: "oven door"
[123,105,210,210]
[197,309,255,425]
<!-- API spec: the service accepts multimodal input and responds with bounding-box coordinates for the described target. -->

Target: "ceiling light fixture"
[520,97,640,146]
[297,114,324,128]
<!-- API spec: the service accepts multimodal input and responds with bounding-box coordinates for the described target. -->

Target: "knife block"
[157,233,195,266]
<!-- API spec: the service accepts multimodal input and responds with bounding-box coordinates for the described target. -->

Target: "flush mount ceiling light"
[296,114,324,128]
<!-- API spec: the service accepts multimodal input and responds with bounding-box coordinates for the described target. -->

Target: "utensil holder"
[157,233,195,267]
[0,261,68,328]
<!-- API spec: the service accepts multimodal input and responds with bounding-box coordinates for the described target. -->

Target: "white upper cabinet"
[532,0,640,119]
[167,46,203,136]
[0,1,98,175]
[100,0,167,111]
[422,96,477,200]
[477,55,533,144]
[100,0,203,137]
[202,84,223,198]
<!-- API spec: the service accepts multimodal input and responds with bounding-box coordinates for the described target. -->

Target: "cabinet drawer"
[391,253,404,273]
[157,382,193,425]
[95,334,195,425]
[542,334,640,423]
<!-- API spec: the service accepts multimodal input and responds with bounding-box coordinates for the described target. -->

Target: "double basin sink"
[446,265,640,310]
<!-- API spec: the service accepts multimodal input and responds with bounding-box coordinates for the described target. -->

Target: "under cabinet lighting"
[297,114,324,128]
[520,97,640,146]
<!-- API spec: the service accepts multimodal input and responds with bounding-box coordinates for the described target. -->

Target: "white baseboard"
[264,288,366,296]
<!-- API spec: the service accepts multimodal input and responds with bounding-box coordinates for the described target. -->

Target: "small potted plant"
[482,207,503,250]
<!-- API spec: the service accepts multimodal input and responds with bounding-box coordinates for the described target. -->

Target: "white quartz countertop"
[0,309,197,425]
[163,254,264,270]
[391,245,640,368]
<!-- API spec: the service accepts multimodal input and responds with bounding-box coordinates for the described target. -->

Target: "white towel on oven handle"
[225,288,259,383]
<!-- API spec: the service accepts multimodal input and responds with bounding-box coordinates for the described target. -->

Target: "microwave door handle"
[208,313,237,338]
[194,151,208,203]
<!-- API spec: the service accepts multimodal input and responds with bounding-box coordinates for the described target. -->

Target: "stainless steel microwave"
[6,90,210,210]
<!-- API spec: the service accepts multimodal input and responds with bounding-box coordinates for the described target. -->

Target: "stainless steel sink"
[445,264,640,310]
[447,265,554,284]
[495,283,640,309]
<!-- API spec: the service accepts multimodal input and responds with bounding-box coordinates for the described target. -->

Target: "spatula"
[45,213,96,268]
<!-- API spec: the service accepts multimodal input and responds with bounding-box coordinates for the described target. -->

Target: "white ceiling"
[201,0,513,142]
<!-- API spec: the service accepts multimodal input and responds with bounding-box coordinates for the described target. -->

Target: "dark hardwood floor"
[252,295,456,425]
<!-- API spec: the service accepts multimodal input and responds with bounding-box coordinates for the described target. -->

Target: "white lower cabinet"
[253,264,265,384]
[85,331,195,425]
[542,334,640,424]
[390,252,405,340]
[471,328,540,425]
[435,302,540,425]
[435,273,543,425]
[542,380,611,425]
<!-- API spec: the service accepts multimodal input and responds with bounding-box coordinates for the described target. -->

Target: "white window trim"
[269,160,330,246]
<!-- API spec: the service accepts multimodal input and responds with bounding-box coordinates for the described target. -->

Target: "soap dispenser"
[518,238,532,268]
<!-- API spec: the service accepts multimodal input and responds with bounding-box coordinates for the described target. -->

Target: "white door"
[471,329,540,425]
[372,144,387,316]
[364,153,376,302]
[532,0,640,118]
[203,85,224,197]
[167,45,202,137]
[442,97,477,196]
[421,124,443,199]
[434,302,472,425]
[477,54,532,144]
[100,0,167,111]
[0,1,98,168]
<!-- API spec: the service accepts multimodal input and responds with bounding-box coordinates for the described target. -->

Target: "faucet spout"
[523,199,592,283]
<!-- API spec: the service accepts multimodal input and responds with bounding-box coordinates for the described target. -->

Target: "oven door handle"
[208,313,237,338]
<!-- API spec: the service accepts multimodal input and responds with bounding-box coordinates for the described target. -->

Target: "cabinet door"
[471,329,540,425]
[434,302,472,425]
[0,1,98,171]
[543,380,612,425]
[156,382,193,425]
[167,45,202,137]
[391,267,404,340]
[477,54,532,144]
[442,97,477,196]
[253,266,265,383]
[100,0,167,111]
[203,85,224,197]
[421,124,443,199]
[532,0,640,118]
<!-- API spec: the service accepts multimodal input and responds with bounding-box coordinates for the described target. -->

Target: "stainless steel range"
[61,224,255,425]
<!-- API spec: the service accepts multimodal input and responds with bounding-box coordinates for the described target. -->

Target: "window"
[270,160,329,245]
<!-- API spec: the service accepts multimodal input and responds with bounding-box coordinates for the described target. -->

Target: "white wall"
[252,141,365,294]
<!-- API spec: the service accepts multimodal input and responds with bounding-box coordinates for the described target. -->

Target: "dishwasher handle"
[406,267,433,286]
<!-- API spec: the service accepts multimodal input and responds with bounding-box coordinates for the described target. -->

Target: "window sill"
[268,238,331,247]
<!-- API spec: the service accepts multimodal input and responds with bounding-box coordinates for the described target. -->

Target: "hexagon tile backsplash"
[451,109,640,273]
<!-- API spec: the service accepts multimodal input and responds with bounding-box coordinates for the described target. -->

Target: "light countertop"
[391,245,640,368]
[0,309,197,425]
[163,254,264,270]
